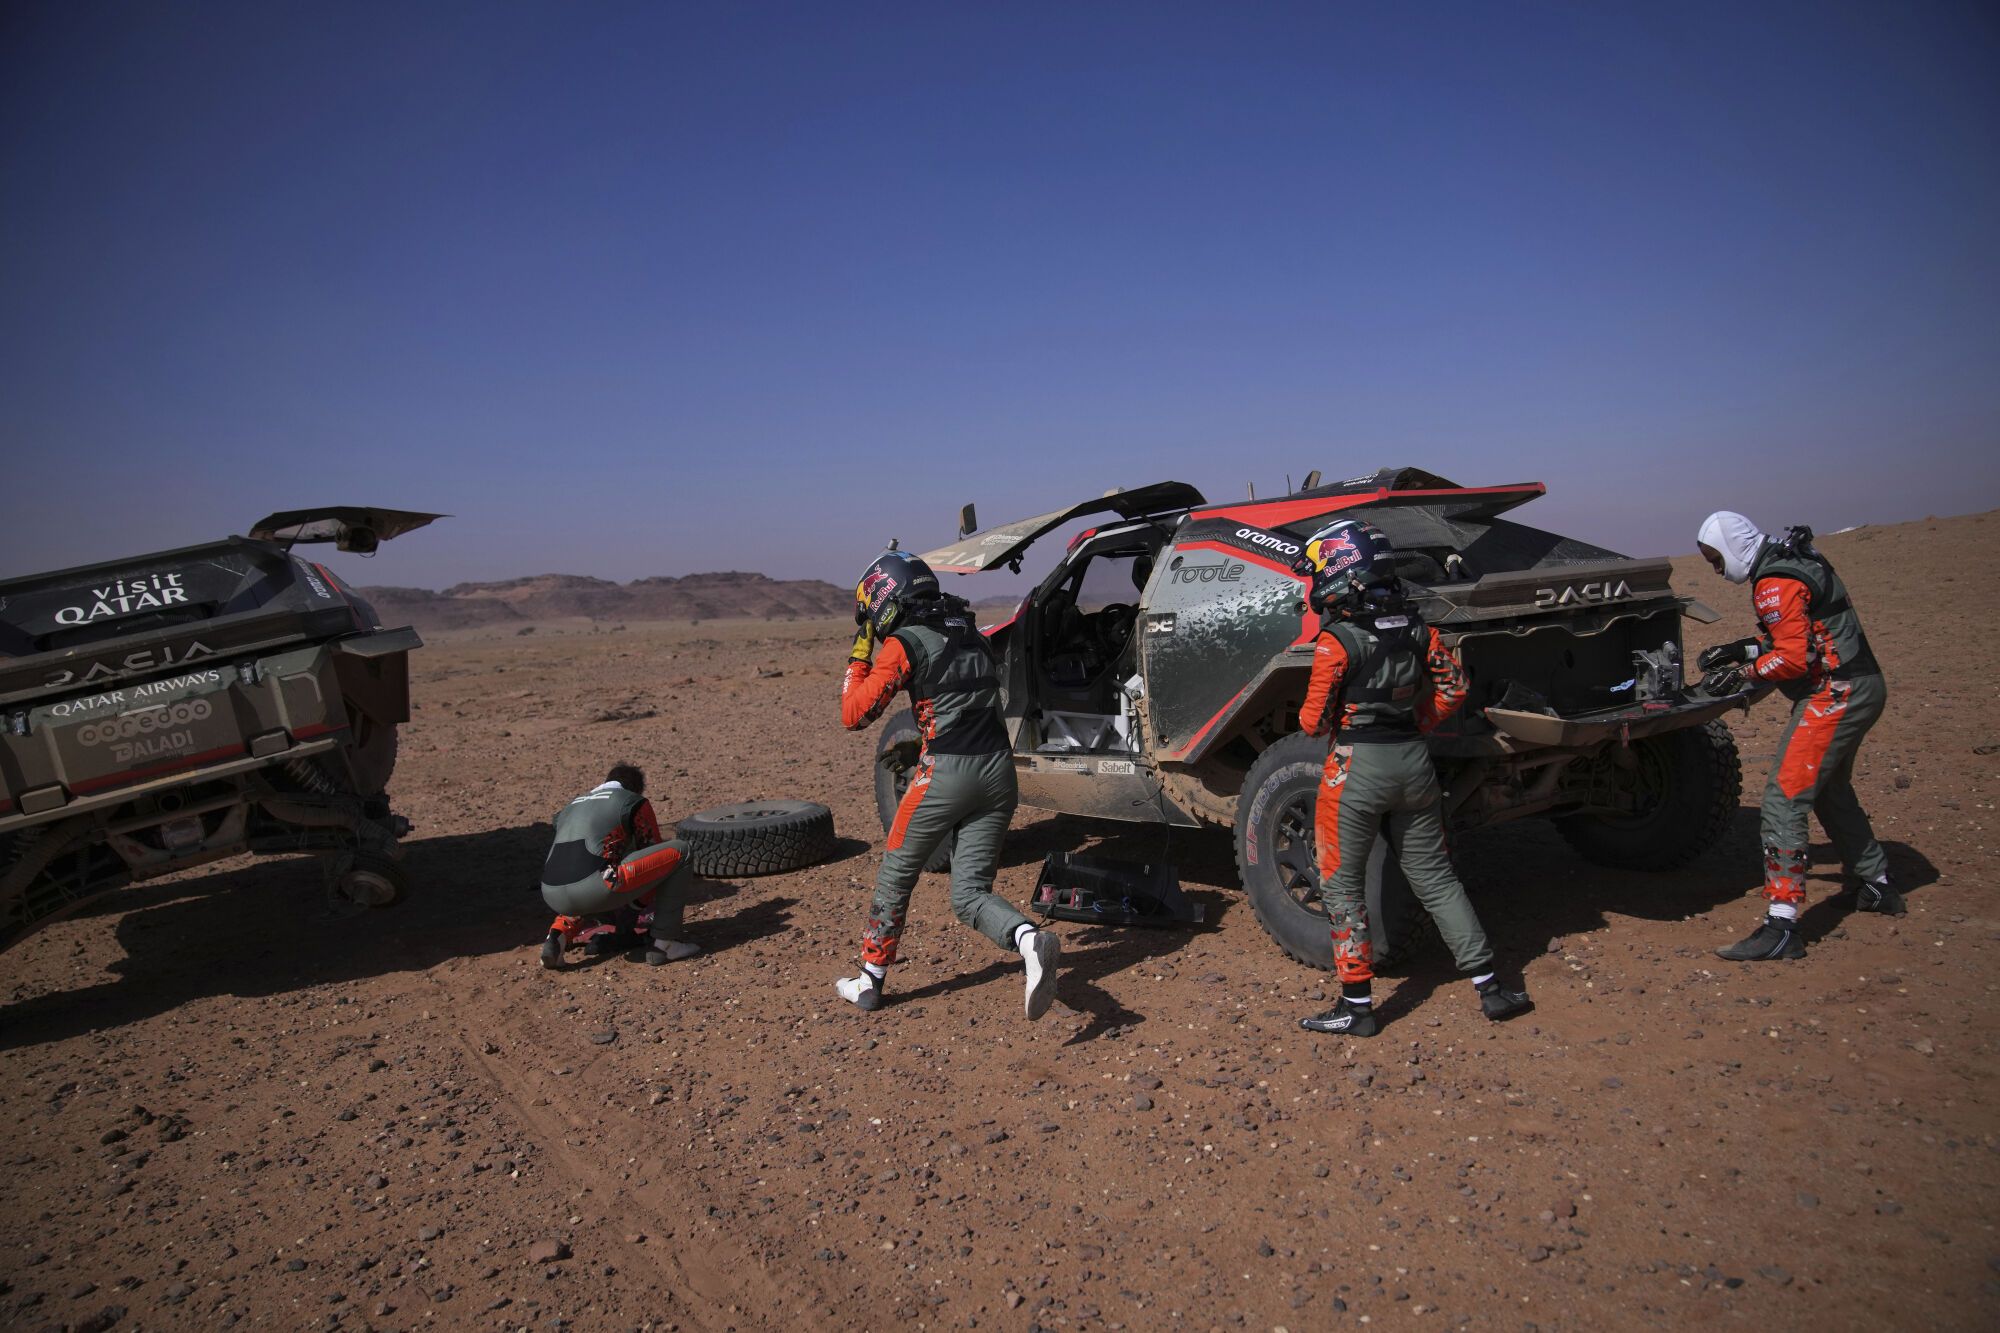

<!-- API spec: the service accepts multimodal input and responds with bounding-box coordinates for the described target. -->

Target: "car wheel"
[1556,719,1742,870]
[1233,732,1436,971]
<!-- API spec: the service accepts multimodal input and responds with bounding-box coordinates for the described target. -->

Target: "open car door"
[921,481,1205,575]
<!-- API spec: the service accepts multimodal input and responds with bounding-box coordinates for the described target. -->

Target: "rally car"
[0,507,440,954]
[872,468,1746,969]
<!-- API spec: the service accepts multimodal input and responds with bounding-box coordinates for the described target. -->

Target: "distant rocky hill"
[359,571,852,629]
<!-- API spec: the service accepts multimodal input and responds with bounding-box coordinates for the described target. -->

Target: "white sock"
[1346,994,1373,1007]
[1767,902,1799,921]
[1012,923,1037,954]
[1469,972,1495,990]
[861,962,886,983]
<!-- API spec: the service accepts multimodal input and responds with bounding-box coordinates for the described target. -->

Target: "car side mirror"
[959,503,978,538]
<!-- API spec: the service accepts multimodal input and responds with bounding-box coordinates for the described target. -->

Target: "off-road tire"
[873,710,951,872]
[678,800,837,877]
[1157,760,1239,828]
[327,712,400,798]
[1233,732,1436,971]
[1556,719,1742,871]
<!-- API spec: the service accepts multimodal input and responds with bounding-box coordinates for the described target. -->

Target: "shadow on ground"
[994,806,1940,1028]
[0,821,781,1050]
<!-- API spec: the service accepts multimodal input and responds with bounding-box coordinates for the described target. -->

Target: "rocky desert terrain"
[1,510,1994,1333]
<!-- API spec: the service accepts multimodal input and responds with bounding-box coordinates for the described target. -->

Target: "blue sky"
[3,2,1996,591]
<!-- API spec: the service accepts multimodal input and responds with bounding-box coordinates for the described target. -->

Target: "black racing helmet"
[1291,518,1401,619]
[854,548,940,637]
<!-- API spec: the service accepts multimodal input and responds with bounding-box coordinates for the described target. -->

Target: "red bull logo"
[860,569,898,609]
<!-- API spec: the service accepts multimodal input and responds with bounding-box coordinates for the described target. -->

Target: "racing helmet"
[854,548,940,637]
[1291,519,1401,619]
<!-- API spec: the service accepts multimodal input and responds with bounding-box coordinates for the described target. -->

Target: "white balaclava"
[1696,511,1766,585]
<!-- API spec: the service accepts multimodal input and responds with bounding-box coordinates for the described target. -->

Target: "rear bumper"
[0,629,414,833]
[1482,690,1749,749]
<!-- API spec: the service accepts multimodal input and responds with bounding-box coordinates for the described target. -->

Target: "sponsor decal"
[74,698,213,749]
[1171,562,1243,586]
[298,560,333,600]
[109,731,198,765]
[1042,757,1089,773]
[1096,758,1136,775]
[52,572,189,626]
[859,568,899,613]
[44,641,217,689]
[1374,615,1409,629]
[1143,613,1177,636]
[45,668,223,719]
[1234,527,1301,557]
[1533,579,1634,608]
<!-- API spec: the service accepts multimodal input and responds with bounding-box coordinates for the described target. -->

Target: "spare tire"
[676,800,836,877]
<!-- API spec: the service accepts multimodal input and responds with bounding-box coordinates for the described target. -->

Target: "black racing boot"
[1477,980,1533,1022]
[1854,877,1906,916]
[1716,916,1805,962]
[538,930,566,970]
[1299,997,1379,1037]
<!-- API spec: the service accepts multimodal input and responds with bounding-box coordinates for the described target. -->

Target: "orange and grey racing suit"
[1300,611,1491,983]
[539,781,690,942]
[1746,540,1889,907]
[841,605,1029,969]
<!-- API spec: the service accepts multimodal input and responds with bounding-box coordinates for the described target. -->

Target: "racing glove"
[877,739,922,776]
[849,623,875,663]
[1696,637,1761,672]
[1697,664,1748,697]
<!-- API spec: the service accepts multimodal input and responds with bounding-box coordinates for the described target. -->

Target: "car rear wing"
[247,507,445,553]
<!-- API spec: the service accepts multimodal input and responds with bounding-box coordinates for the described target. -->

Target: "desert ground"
[2,510,1995,1333]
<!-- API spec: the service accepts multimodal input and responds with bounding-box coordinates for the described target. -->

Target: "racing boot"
[1477,979,1533,1022]
[539,915,584,970]
[1023,928,1062,1021]
[836,970,884,1012]
[1716,915,1805,962]
[539,930,566,970]
[1299,996,1380,1037]
[1853,876,1906,916]
[640,937,702,965]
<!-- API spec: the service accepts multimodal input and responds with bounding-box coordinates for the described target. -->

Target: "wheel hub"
[1271,790,1327,918]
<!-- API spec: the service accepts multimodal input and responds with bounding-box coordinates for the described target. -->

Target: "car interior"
[1027,528,1167,752]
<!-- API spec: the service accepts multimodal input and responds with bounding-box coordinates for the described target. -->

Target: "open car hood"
[247,507,446,553]
[921,481,1205,574]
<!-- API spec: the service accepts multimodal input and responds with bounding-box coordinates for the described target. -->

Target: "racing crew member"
[836,547,1061,1018]
[1292,520,1531,1036]
[538,764,701,969]
[1695,511,1899,962]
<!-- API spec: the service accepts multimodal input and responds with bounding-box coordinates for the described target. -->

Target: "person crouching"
[539,764,700,968]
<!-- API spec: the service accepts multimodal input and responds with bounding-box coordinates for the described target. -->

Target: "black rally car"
[0,507,440,955]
